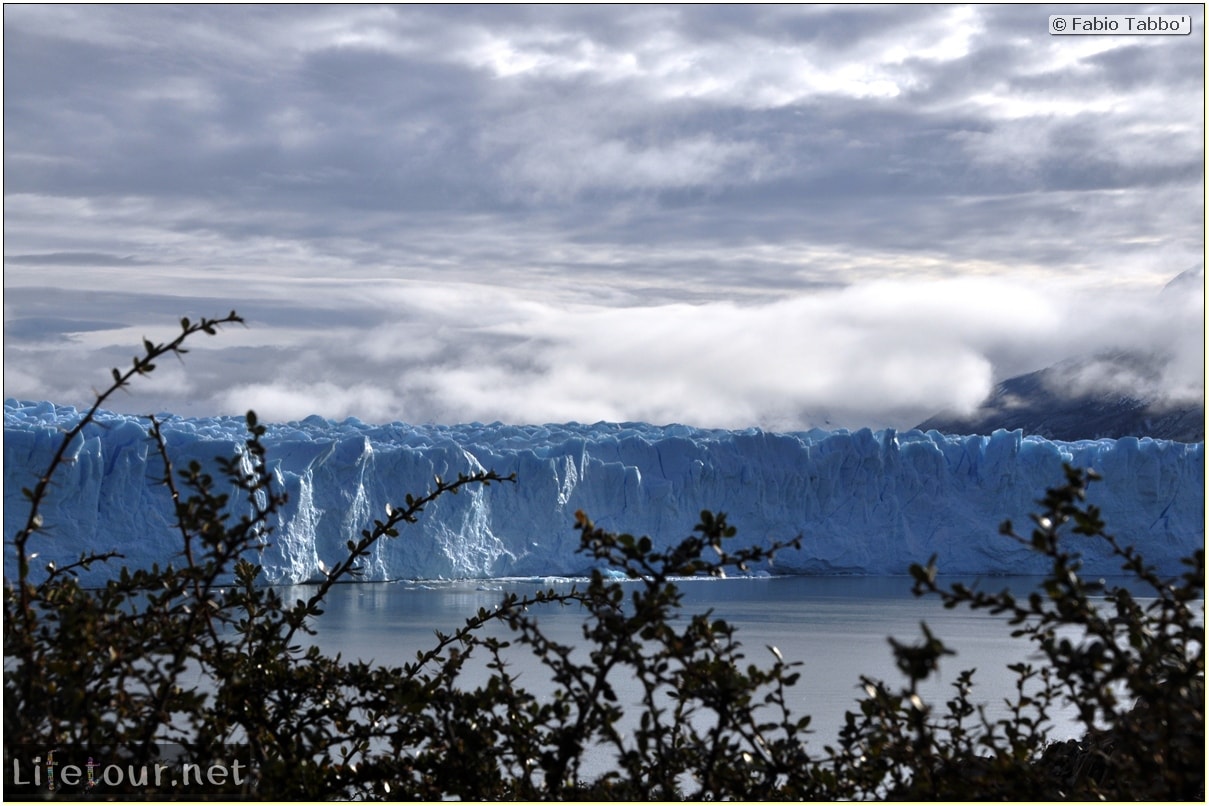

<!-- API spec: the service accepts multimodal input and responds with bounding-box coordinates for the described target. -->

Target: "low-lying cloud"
[214,275,1203,429]
[9,273,1196,432]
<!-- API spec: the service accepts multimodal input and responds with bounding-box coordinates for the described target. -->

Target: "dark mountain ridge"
[916,351,1205,442]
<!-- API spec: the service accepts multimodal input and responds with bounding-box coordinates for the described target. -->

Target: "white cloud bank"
[185,274,1200,431]
[4,264,1200,431]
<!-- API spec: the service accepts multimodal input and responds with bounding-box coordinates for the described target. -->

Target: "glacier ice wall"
[4,399,1204,585]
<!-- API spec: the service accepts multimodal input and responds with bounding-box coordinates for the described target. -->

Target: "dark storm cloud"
[3,4,1203,428]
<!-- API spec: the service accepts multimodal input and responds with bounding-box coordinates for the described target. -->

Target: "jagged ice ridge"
[5,399,1204,585]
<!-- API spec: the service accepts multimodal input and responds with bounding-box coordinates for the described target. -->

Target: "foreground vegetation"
[4,313,1203,799]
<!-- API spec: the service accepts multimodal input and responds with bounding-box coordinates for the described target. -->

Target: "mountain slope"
[916,352,1205,442]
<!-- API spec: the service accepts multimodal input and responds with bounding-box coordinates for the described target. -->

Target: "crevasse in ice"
[4,399,1203,584]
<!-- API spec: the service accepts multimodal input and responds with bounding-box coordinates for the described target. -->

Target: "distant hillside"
[916,352,1205,442]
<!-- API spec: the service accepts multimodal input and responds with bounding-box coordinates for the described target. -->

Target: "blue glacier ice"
[4,399,1204,585]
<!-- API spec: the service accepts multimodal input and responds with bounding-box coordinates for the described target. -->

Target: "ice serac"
[4,399,1204,585]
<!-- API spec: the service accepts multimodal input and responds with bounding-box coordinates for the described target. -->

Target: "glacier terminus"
[4,399,1204,585]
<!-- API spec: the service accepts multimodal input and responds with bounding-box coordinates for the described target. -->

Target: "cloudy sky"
[4,4,1204,430]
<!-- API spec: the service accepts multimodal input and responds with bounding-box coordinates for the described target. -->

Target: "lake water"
[287,573,1154,766]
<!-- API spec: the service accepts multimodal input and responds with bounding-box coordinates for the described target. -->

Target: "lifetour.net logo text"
[6,745,254,798]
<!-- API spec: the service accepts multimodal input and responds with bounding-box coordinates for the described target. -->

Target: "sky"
[3,4,1205,431]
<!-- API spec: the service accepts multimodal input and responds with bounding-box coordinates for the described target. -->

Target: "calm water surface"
[290,574,1162,755]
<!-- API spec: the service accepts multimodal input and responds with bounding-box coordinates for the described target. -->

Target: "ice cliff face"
[5,399,1204,585]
